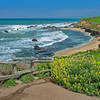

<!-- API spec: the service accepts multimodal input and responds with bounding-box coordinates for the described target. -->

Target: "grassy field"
[82,16,100,24]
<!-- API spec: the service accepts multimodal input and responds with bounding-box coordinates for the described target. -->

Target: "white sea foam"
[0,22,75,34]
[38,31,68,47]
[0,38,5,41]
[0,46,21,54]
[2,31,68,49]
[37,23,69,28]
[8,25,28,30]
[0,54,13,61]
[4,38,33,49]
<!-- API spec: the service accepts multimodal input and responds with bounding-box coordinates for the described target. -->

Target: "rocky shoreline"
[72,19,100,36]
[55,19,100,56]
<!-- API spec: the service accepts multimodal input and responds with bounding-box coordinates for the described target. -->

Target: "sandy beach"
[55,27,100,56]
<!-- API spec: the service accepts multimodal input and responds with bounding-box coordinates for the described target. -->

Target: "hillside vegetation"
[50,50,100,96]
[1,50,100,96]
[82,16,100,24]
[36,50,100,96]
[75,16,100,31]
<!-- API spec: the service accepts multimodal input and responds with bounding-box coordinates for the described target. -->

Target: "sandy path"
[0,79,100,100]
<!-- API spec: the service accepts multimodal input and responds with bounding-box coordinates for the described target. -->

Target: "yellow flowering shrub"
[50,50,100,96]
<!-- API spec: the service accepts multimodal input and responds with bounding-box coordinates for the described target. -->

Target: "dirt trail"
[0,79,100,100]
[0,80,47,100]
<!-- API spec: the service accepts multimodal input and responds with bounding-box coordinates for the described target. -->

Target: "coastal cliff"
[74,16,100,36]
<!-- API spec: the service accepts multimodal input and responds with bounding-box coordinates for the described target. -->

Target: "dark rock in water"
[35,50,48,54]
[4,30,9,33]
[32,39,38,42]
[85,28,100,36]
[34,45,41,50]
[64,26,69,28]
[35,49,54,58]
[69,23,75,28]
[85,28,92,33]
[43,26,60,30]
[90,30,100,36]
[27,25,37,28]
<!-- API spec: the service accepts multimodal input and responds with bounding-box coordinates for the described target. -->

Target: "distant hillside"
[82,16,100,24]
[75,16,100,31]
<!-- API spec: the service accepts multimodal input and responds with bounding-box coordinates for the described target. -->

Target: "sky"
[0,0,100,18]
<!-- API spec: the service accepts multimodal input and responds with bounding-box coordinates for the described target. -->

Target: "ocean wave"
[0,46,21,54]
[8,25,28,30]
[38,31,68,47]
[0,38,5,41]
[4,38,33,49]
[37,22,73,28]
[0,54,13,61]
[0,22,75,34]
[2,31,68,49]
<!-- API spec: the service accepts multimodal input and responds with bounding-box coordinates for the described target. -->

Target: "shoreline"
[55,27,100,56]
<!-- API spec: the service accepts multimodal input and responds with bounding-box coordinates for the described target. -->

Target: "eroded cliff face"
[75,19,100,30]
[74,19,100,36]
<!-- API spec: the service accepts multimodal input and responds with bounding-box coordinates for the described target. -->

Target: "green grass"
[82,16,100,24]
[79,16,100,31]
[2,79,17,87]
[35,63,50,79]
[19,73,35,83]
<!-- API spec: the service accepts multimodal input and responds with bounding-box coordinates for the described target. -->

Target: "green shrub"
[20,73,35,83]
[2,79,17,87]
[50,50,100,96]
[36,63,50,79]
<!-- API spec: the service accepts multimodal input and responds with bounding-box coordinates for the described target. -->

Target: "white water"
[0,21,91,61]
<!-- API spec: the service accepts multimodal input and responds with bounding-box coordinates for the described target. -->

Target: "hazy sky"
[0,0,100,18]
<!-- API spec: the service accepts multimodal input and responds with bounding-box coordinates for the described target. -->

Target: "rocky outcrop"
[34,45,41,50]
[91,30,100,36]
[85,28,100,36]
[43,26,60,30]
[64,24,75,28]
[35,50,54,57]
[85,28,92,33]
[27,25,37,28]
[73,19,100,36]
[4,30,9,33]
[32,39,38,42]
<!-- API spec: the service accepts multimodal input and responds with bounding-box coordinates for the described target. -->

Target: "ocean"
[0,18,92,61]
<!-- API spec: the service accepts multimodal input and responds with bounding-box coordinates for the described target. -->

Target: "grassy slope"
[76,16,100,31]
[82,16,100,24]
